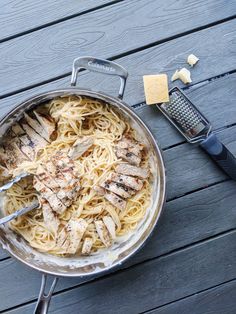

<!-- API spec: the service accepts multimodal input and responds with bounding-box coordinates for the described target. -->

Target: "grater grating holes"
[166,91,203,132]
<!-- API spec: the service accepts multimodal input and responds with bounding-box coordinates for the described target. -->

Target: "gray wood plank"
[0,2,235,96]
[0,0,113,41]
[1,178,236,311]
[0,251,8,260]
[148,279,236,314]
[165,124,236,200]
[7,231,236,314]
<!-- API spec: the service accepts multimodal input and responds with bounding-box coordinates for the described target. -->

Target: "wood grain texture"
[1,178,236,310]
[7,231,236,314]
[0,0,113,41]
[148,279,236,314]
[0,2,235,96]
[164,124,236,200]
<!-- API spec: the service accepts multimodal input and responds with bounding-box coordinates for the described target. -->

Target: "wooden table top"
[0,1,235,313]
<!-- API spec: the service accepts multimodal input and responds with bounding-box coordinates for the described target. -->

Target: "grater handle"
[200,133,236,181]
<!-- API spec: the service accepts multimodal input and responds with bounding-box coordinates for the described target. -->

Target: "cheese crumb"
[171,68,192,84]
[143,74,169,105]
[171,70,179,82]
[187,54,199,67]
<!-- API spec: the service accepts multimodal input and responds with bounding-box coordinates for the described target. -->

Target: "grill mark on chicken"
[33,111,55,141]
[115,163,149,179]
[36,165,72,207]
[10,134,34,161]
[81,237,93,255]
[20,122,48,148]
[50,152,77,183]
[94,186,126,211]
[35,152,80,216]
[0,139,29,170]
[117,136,144,155]
[49,152,80,196]
[33,176,67,214]
[110,173,143,191]
[10,117,53,162]
[95,220,112,247]
[100,180,135,199]
[41,199,60,233]
[23,113,50,142]
[56,218,88,254]
[68,136,94,159]
[102,216,116,240]
[115,136,145,166]
[66,218,88,254]
[115,148,141,166]
[45,161,80,202]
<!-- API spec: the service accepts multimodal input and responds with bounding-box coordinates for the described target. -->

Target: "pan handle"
[71,56,128,99]
[34,274,58,314]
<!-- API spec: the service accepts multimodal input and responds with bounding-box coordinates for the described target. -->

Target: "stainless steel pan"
[0,57,166,314]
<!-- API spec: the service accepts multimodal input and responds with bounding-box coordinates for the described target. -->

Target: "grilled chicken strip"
[115,136,145,166]
[12,121,48,160]
[115,163,149,179]
[33,177,67,214]
[56,228,69,251]
[23,113,50,142]
[51,152,78,183]
[45,160,80,199]
[110,173,143,191]
[117,136,144,157]
[81,237,93,255]
[66,218,88,254]
[56,218,88,254]
[0,112,55,171]
[94,186,126,210]
[33,111,55,141]
[20,122,48,148]
[68,136,94,159]
[49,152,80,193]
[103,216,116,240]
[95,220,112,247]
[115,149,141,166]
[36,165,72,207]
[11,125,35,160]
[35,152,80,217]
[100,181,135,199]
[0,165,11,181]
[41,199,60,233]
[12,132,36,161]
[0,140,29,170]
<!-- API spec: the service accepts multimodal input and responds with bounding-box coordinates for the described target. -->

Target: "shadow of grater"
[157,86,236,181]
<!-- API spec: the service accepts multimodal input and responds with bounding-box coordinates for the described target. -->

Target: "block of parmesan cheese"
[143,74,169,105]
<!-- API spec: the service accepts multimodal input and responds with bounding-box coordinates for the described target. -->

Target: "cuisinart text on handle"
[88,60,115,72]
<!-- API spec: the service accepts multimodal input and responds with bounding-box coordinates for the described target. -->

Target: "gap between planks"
[0,0,126,44]
[140,277,236,314]
[0,16,235,99]
[1,228,235,314]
